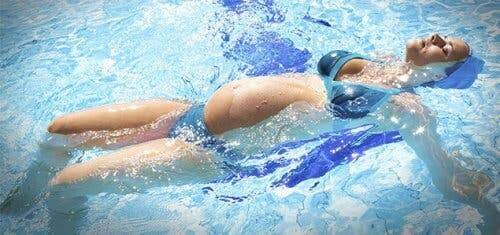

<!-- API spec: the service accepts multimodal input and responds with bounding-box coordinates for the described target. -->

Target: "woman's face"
[405,33,469,66]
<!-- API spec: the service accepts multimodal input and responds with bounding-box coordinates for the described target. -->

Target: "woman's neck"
[404,62,452,87]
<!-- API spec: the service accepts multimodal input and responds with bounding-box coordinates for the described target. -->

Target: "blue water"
[1,0,498,233]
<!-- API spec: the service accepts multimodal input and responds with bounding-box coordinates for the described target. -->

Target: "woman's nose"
[430,33,446,47]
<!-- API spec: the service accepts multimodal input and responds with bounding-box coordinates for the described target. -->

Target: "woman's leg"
[0,145,69,214]
[44,138,221,232]
[49,138,221,197]
[48,99,190,134]
[2,99,191,213]
[46,100,191,149]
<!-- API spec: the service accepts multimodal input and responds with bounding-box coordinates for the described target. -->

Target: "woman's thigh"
[51,101,192,149]
[49,138,221,195]
[49,99,191,134]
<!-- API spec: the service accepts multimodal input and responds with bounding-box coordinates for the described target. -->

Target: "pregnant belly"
[204,76,326,135]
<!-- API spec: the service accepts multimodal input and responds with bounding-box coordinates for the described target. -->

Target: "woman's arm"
[376,93,498,232]
[379,93,493,199]
[48,100,190,134]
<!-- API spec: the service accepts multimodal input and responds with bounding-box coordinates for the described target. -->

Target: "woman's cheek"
[405,47,421,63]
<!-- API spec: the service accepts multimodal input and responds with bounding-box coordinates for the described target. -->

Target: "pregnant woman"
[3,33,497,232]
[47,32,486,187]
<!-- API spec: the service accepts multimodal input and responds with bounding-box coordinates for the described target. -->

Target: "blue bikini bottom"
[168,104,240,159]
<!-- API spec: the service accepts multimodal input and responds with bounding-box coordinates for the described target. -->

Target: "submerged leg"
[0,145,69,215]
[49,138,221,199]
[47,195,88,234]
[40,138,218,232]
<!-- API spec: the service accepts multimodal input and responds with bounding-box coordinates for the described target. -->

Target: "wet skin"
[47,33,471,137]
[45,33,476,187]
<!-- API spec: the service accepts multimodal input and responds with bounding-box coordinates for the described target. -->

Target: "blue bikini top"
[317,50,485,119]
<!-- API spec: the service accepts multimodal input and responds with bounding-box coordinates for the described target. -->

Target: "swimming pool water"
[0,0,498,233]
